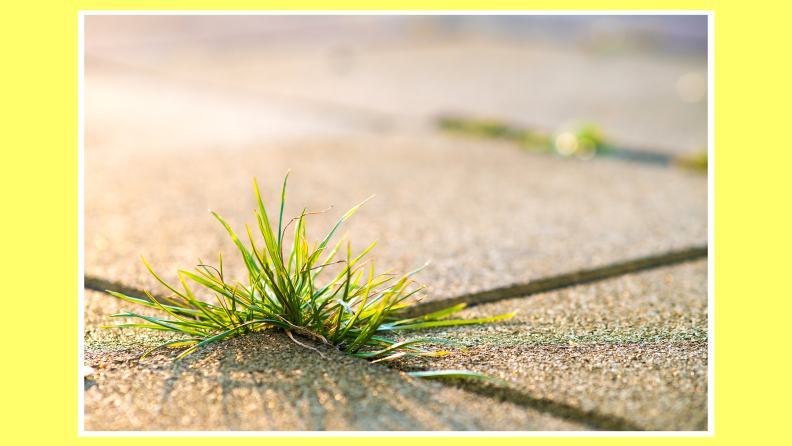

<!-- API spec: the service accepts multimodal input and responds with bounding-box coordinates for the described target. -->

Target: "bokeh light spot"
[555,132,578,156]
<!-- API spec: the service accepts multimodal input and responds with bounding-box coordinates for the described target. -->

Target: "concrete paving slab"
[86,133,706,304]
[87,31,707,154]
[84,56,369,154]
[388,260,708,431]
[84,289,588,431]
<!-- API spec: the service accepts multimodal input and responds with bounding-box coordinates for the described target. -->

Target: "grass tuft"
[104,174,516,383]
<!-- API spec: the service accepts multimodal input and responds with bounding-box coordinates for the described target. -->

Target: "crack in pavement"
[440,378,644,431]
[84,245,708,430]
[399,245,708,318]
[85,244,707,319]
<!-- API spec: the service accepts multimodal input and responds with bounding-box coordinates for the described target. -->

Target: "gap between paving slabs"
[387,259,709,431]
[401,244,707,318]
[85,244,706,319]
[84,292,588,431]
[84,244,707,431]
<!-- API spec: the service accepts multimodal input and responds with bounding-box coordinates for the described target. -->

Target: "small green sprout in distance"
[103,172,517,384]
[674,150,708,173]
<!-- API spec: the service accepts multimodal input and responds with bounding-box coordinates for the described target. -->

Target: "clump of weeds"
[437,115,616,158]
[438,115,550,150]
[437,116,708,174]
[103,172,515,383]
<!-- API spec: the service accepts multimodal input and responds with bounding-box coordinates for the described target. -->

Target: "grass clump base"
[103,172,514,384]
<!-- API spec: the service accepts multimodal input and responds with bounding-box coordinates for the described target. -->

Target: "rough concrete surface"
[84,290,587,431]
[85,134,706,304]
[389,260,708,431]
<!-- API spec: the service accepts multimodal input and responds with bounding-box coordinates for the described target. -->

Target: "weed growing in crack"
[103,172,515,383]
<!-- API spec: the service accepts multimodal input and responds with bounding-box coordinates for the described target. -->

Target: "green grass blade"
[392,304,468,326]
[386,311,518,331]
[115,310,209,337]
[178,272,229,328]
[140,256,190,301]
[312,195,374,263]
[143,290,209,328]
[277,170,290,248]
[106,291,203,317]
[311,234,346,278]
[352,337,436,358]
[100,323,178,331]
[211,211,259,275]
[140,339,203,359]
[335,266,373,342]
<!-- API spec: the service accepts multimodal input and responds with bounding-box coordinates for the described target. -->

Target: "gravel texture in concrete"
[84,289,587,431]
[388,260,708,431]
[86,134,707,304]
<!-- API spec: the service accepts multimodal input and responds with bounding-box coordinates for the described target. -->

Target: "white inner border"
[78,10,714,437]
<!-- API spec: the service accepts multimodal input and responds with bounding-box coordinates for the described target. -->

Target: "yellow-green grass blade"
[247,256,292,311]
[101,323,183,332]
[336,266,373,342]
[121,312,212,334]
[392,304,468,326]
[143,290,212,328]
[116,290,220,330]
[407,370,509,386]
[345,286,393,353]
[193,267,253,303]
[329,245,355,344]
[288,209,306,276]
[314,195,375,260]
[231,281,257,304]
[326,240,378,286]
[404,351,452,357]
[107,291,203,317]
[181,271,237,301]
[141,339,203,359]
[370,352,407,363]
[114,310,209,337]
[352,337,436,358]
[246,223,271,279]
[141,256,191,302]
[386,285,426,309]
[358,281,419,320]
[277,170,290,247]
[255,208,289,291]
[107,311,209,326]
[387,311,518,331]
[158,294,194,310]
[404,261,430,277]
[367,335,400,346]
[211,211,259,275]
[354,337,462,358]
[105,314,212,331]
[311,234,346,278]
[213,291,241,334]
[371,351,452,363]
[178,272,229,328]
[253,178,286,274]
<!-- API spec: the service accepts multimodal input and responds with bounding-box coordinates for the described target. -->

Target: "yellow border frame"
[4,2,789,443]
